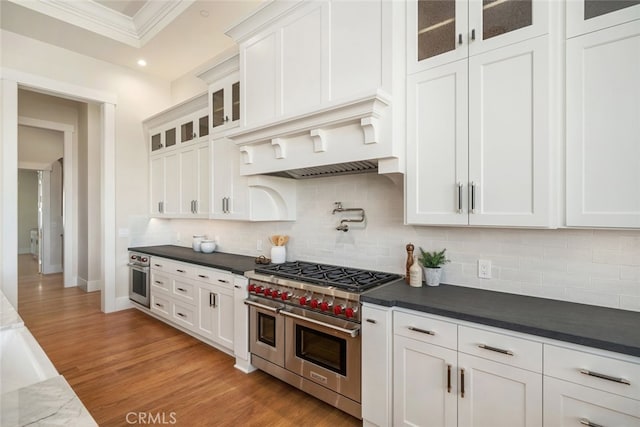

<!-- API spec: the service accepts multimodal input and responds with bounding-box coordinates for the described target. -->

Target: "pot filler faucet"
[332,202,366,232]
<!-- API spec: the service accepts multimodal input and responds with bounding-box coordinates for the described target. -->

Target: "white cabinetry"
[566,20,640,228]
[407,36,552,227]
[544,344,640,426]
[149,257,243,356]
[146,94,210,218]
[567,0,640,38]
[362,304,393,427]
[389,309,543,427]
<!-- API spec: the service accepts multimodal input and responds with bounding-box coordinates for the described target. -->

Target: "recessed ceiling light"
[137,59,147,67]
[199,9,209,17]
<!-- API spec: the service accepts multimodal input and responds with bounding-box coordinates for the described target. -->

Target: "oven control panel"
[247,280,360,322]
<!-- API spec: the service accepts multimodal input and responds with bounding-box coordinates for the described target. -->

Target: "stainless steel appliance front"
[128,252,150,308]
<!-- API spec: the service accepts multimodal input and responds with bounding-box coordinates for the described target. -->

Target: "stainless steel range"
[245,261,401,419]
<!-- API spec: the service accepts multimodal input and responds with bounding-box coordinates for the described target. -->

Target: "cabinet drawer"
[193,266,233,289]
[458,325,542,373]
[172,279,195,303]
[172,302,196,330]
[150,272,171,294]
[394,311,457,350]
[151,258,196,277]
[150,295,170,318]
[545,345,640,400]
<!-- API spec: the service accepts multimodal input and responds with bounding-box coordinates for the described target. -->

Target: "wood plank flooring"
[16,256,362,426]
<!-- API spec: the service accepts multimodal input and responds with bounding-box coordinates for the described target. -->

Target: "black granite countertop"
[362,281,640,358]
[129,245,259,276]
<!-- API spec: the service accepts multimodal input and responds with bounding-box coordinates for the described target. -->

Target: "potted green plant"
[419,248,450,286]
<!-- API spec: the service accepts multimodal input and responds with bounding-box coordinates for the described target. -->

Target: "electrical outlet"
[257,239,263,251]
[478,259,492,279]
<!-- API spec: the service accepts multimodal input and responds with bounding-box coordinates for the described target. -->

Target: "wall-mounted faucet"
[332,202,365,232]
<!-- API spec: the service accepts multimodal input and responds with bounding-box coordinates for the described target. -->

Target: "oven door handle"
[244,299,283,313]
[280,310,360,338]
[127,263,149,272]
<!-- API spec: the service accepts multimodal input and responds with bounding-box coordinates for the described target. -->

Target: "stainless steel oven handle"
[244,299,282,313]
[127,263,149,272]
[280,310,360,338]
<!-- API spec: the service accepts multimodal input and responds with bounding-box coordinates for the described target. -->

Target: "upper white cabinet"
[145,94,210,218]
[566,20,640,228]
[407,0,548,73]
[567,0,640,38]
[407,36,552,227]
[225,0,405,177]
[210,74,240,134]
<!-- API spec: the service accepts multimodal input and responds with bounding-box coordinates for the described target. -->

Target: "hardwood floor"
[16,256,362,426]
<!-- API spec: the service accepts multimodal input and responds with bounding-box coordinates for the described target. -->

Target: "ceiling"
[0,0,263,81]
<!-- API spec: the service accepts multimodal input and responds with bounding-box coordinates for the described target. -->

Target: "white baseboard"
[18,248,31,255]
[86,279,102,292]
[234,357,257,374]
[78,277,88,292]
[115,296,134,311]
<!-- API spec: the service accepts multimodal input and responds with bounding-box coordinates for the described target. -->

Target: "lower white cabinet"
[196,281,234,351]
[393,335,457,427]
[149,257,244,358]
[544,377,640,426]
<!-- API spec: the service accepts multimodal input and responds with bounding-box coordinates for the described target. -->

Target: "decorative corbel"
[272,138,287,159]
[310,129,327,153]
[360,117,379,145]
[239,146,254,165]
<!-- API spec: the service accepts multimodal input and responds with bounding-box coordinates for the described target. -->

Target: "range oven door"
[246,299,285,367]
[128,263,150,308]
[282,308,361,403]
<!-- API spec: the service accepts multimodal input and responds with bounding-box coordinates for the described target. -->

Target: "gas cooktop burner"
[254,261,401,292]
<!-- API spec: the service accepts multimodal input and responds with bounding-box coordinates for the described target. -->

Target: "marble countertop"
[362,281,640,358]
[0,376,97,427]
[129,245,261,275]
[1,291,24,331]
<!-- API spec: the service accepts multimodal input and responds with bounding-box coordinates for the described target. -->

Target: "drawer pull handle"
[447,364,452,393]
[478,344,514,356]
[408,326,435,336]
[176,269,186,273]
[177,287,187,292]
[155,303,163,308]
[154,281,163,285]
[154,264,162,267]
[366,319,377,324]
[198,275,209,279]
[177,312,186,318]
[579,369,631,385]
[234,285,241,289]
[460,368,465,398]
[580,418,605,427]
[218,279,229,284]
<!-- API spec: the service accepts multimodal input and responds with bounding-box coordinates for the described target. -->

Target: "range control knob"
[254,286,263,294]
[281,291,290,301]
[271,290,280,299]
[333,305,343,316]
[248,284,256,292]
[345,307,355,319]
[320,301,331,312]
[141,257,148,262]
[263,288,272,297]
[299,296,308,306]
[310,299,319,309]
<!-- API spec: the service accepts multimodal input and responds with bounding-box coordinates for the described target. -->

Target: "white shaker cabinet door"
[468,36,551,227]
[566,20,640,228]
[393,335,458,427]
[457,353,543,427]
[406,59,469,226]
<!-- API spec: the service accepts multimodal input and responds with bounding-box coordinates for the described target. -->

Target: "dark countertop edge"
[129,246,257,276]
[361,296,640,358]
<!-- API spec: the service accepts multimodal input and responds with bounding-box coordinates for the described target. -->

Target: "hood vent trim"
[265,161,378,179]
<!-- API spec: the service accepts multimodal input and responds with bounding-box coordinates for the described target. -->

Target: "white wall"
[133,173,640,313]
[18,125,64,168]
[1,29,172,304]
[17,169,38,254]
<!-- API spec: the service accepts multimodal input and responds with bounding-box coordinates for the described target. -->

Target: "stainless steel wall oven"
[128,252,150,308]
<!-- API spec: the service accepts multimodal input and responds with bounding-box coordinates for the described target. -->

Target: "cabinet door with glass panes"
[567,0,640,38]
[407,0,548,73]
[209,73,240,134]
[149,110,209,155]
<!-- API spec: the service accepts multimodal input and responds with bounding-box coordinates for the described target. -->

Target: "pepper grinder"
[406,243,415,284]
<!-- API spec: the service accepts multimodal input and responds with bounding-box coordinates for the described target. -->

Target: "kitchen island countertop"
[362,281,640,358]
[129,245,260,275]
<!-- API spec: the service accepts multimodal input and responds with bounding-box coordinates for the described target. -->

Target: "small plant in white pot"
[419,248,450,287]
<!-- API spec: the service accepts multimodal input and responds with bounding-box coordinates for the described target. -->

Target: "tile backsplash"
[133,173,640,313]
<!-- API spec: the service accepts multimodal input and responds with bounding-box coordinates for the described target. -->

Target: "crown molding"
[8,0,195,48]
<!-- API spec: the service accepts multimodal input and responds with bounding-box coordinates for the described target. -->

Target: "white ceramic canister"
[200,240,216,254]
[192,235,206,252]
[409,256,423,287]
[271,246,286,264]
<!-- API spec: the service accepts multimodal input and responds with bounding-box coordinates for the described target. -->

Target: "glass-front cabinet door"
[409,0,547,72]
[567,0,640,37]
[210,76,241,133]
[151,131,163,152]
